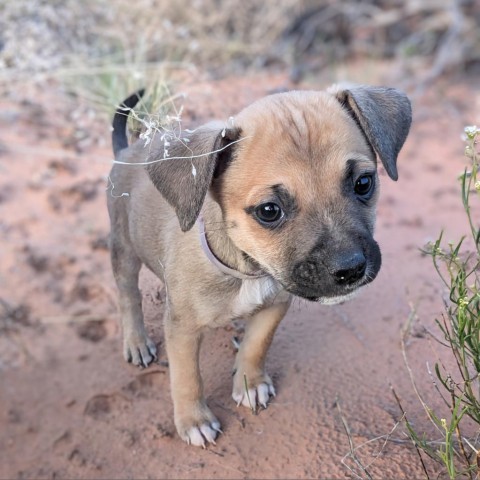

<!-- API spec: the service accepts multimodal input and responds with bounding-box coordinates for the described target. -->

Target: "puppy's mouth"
[295,286,364,304]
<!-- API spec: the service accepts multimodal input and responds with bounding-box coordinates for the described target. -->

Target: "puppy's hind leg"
[232,299,291,411]
[110,236,157,367]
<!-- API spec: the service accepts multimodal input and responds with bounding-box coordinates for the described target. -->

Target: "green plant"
[403,125,480,479]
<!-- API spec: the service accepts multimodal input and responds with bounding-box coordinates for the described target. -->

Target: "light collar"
[198,216,268,280]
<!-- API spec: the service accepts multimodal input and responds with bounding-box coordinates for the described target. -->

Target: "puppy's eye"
[354,174,374,197]
[255,202,283,224]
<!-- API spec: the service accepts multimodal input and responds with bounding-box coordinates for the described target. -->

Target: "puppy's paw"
[123,331,157,367]
[232,369,276,411]
[175,403,221,448]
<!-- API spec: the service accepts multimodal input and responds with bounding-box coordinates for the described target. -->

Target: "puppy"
[107,84,411,447]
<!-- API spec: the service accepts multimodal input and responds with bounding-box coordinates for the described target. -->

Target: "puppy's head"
[146,85,412,303]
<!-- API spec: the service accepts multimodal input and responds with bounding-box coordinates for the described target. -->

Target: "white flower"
[464,125,479,139]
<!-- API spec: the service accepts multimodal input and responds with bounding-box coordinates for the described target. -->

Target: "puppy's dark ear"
[330,85,412,181]
[146,123,240,232]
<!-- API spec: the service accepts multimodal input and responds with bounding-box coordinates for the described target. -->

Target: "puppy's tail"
[112,88,145,156]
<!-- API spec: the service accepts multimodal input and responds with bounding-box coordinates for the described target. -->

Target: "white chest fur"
[231,276,283,319]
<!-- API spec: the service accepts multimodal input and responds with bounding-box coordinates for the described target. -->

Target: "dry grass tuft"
[1,0,479,92]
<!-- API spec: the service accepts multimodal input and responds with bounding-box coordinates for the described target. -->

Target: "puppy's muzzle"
[289,239,381,301]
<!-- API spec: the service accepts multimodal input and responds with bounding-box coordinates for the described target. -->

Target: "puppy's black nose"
[332,253,366,285]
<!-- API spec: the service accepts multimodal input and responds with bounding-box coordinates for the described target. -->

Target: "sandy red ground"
[0,71,479,479]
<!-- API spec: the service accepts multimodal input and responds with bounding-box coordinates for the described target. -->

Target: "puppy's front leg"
[232,299,291,410]
[164,317,220,447]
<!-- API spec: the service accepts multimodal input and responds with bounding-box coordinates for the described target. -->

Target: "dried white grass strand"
[112,136,250,166]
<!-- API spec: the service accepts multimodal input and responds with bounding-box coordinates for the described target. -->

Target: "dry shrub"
[1,0,479,87]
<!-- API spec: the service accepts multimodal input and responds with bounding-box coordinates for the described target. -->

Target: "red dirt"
[0,71,479,479]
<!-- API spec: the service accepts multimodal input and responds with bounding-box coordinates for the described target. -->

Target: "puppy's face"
[146,85,411,303]
[219,92,381,303]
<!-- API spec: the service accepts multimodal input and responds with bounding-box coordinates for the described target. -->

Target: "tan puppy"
[107,85,411,447]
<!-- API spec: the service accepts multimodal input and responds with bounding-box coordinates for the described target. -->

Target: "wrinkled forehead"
[229,92,375,205]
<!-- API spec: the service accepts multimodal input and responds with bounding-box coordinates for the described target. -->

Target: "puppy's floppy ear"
[330,85,412,181]
[146,123,240,232]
